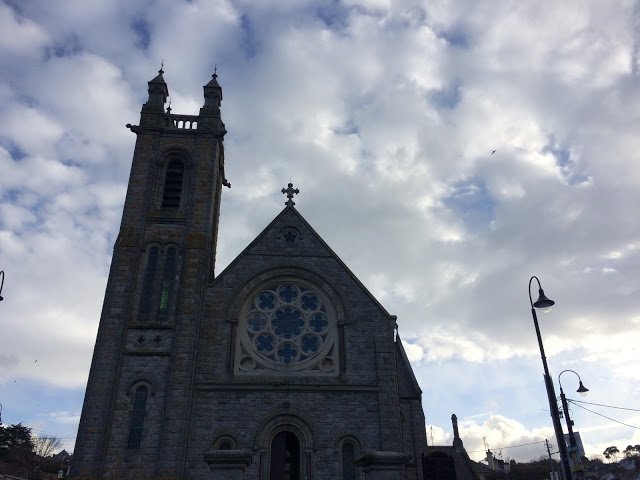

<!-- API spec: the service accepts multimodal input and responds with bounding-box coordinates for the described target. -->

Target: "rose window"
[237,282,336,373]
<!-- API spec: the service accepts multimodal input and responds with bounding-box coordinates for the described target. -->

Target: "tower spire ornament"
[281,182,299,207]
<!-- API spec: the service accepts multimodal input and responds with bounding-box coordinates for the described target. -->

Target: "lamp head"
[577,381,589,397]
[533,288,554,313]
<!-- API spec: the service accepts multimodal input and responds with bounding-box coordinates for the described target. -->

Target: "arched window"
[138,245,180,322]
[342,442,357,480]
[139,247,159,319]
[162,160,184,208]
[212,434,238,451]
[127,385,148,449]
[159,247,176,311]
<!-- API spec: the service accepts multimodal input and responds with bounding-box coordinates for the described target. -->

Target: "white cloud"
[0,0,638,461]
[402,341,425,363]
[0,3,49,56]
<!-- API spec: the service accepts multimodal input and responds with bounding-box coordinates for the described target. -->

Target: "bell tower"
[71,68,228,479]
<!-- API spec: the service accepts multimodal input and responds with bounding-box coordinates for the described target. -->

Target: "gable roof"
[213,205,395,320]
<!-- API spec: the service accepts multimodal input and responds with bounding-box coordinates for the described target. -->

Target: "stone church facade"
[70,70,427,479]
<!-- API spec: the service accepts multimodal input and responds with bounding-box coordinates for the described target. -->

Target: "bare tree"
[34,434,63,458]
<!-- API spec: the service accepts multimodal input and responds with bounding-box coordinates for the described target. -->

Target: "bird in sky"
[491,150,496,154]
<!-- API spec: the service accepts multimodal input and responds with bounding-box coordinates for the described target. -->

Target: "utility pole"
[546,439,559,480]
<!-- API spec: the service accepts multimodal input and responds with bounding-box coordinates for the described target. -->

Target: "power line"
[467,440,548,454]
[569,399,640,413]
[569,401,640,430]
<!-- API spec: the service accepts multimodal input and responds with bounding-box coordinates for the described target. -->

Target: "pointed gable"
[201,204,400,382]
[214,205,393,319]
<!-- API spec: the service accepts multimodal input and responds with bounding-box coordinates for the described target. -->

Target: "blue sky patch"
[429,81,462,109]
[130,18,151,50]
[0,380,84,450]
[443,178,495,229]
[43,35,82,60]
[438,25,470,49]
[240,14,258,58]
[542,139,590,185]
[314,1,350,30]
[333,124,359,135]
[2,141,27,161]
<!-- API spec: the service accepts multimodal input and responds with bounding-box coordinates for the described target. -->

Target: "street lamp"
[559,370,588,479]
[529,276,572,480]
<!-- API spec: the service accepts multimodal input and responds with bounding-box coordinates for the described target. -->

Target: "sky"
[1,0,639,465]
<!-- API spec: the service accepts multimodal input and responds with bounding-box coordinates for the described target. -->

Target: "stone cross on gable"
[281,183,299,207]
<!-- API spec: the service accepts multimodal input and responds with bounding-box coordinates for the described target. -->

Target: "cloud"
[0,3,49,57]
[38,411,81,426]
[0,0,639,461]
[402,341,425,363]
[428,414,556,462]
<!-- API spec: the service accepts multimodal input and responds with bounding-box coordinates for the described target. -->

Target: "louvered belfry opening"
[162,160,184,208]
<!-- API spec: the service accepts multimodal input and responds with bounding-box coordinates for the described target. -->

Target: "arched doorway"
[270,431,300,480]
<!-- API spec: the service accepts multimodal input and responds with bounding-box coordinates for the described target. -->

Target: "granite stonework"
[70,70,427,479]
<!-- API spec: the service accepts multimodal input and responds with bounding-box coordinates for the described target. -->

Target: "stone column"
[204,450,253,480]
[357,451,411,480]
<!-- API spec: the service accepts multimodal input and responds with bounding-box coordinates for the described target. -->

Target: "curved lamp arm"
[529,275,555,312]
[559,369,589,396]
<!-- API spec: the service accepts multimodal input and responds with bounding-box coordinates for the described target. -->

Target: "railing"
[163,114,198,130]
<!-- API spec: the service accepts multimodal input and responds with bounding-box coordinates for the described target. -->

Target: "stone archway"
[254,414,315,480]
[270,430,301,480]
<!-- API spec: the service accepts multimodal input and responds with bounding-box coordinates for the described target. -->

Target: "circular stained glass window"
[239,282,334,370]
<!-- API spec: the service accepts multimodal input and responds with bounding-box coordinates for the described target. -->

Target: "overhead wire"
[569,399,640,412]
[568,400,640,430]
[467,440,548,454]
[466,398,639,457]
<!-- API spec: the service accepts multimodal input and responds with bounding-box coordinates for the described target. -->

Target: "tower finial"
[281,182,300,207]
[214,63,217,77]
[166,98,172,114]
[159,59,164,75]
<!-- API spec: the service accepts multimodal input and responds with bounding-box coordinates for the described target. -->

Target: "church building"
[70,69,428,479]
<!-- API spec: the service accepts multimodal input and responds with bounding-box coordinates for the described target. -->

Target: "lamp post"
[528,276,572,480]
[559,370,588,479]
[0,270,4,301]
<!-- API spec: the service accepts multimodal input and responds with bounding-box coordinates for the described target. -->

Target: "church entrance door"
[270,431,300,480]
